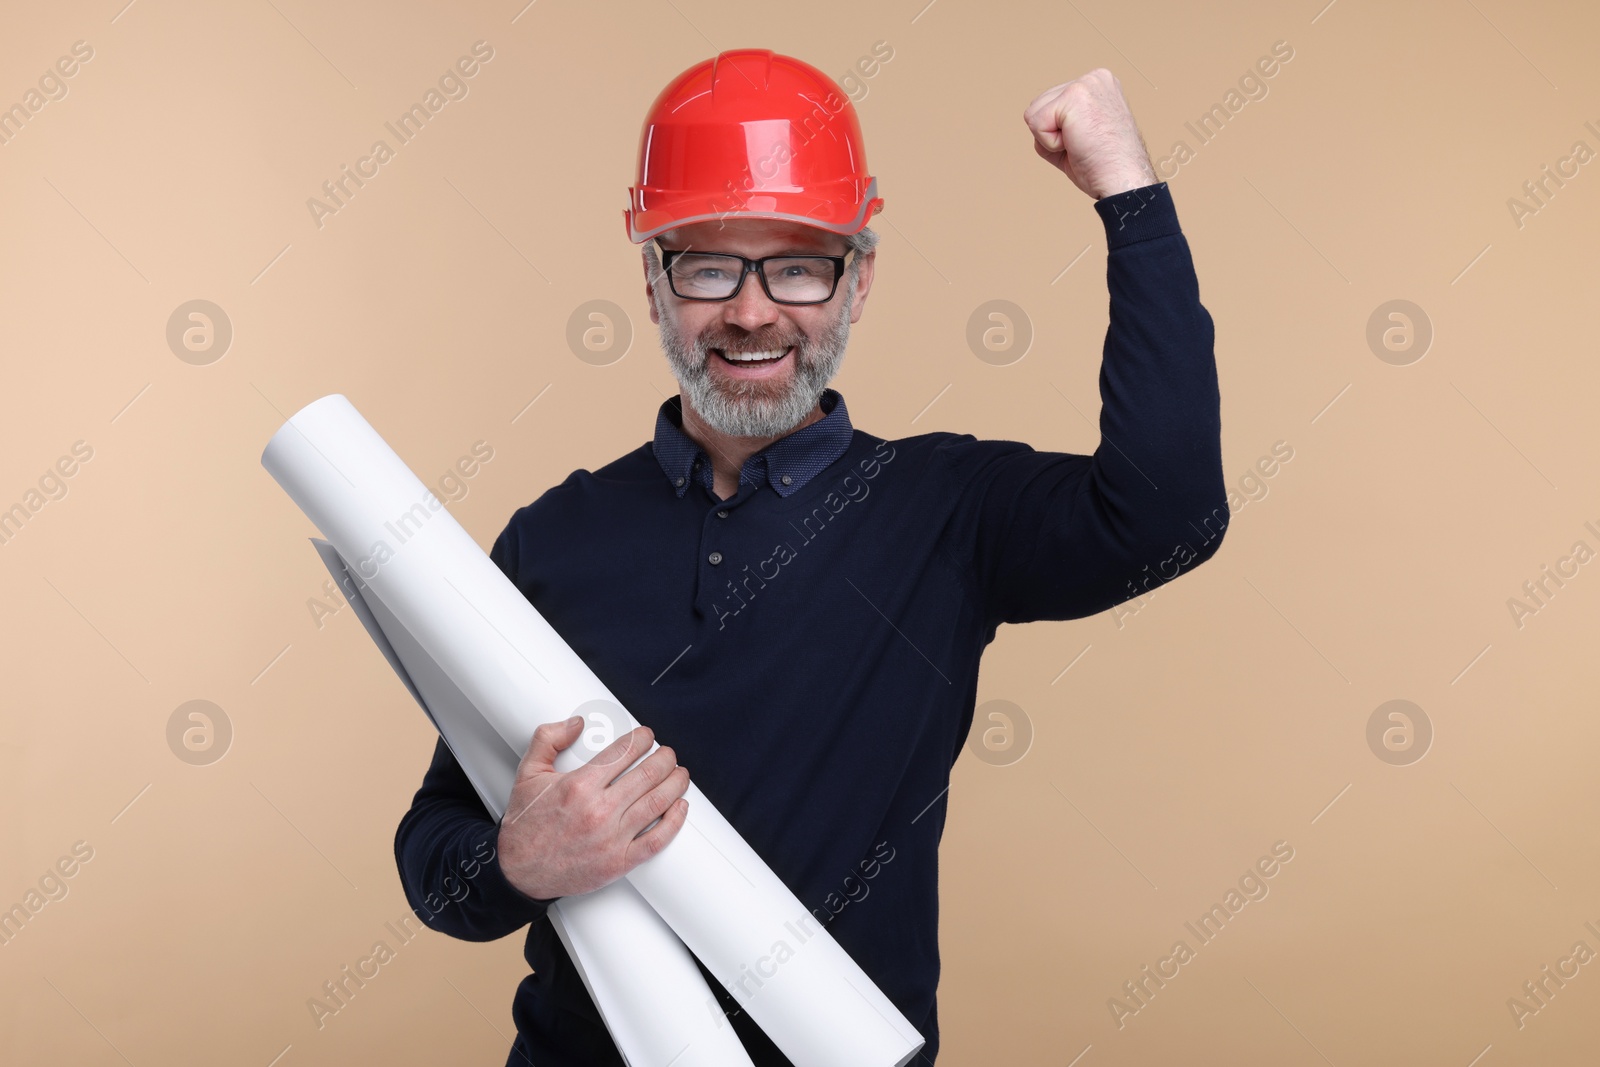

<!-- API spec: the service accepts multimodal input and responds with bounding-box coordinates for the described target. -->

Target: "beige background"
[2,0,1597,1063]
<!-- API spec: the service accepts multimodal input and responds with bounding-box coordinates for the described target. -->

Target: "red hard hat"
[624,49,884,244]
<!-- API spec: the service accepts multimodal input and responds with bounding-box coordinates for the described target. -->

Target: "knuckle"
[642,790,666,821]
[641,755,668,786]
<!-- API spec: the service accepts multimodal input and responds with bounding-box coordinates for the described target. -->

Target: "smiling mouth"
[711,345,793,366]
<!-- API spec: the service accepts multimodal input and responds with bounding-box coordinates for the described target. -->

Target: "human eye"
[675,254,736,280]
[777,259,828,278]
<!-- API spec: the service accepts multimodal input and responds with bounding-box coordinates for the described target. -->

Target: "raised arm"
[943,69,1227,626]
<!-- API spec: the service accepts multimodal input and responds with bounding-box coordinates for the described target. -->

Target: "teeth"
[719,347,788,362]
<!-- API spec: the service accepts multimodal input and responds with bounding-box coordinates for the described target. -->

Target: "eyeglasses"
[655,240,855,305]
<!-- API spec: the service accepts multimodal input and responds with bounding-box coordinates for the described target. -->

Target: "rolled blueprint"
[262,394,925,1067]
[310,538,750,1066]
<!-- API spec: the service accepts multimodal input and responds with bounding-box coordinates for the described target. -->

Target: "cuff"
[1093,182,1182,250]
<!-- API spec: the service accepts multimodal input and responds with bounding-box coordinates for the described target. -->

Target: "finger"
[1034,125,1064,154]
[575,724,656,783]
[1030,97,1077,154]
[1023,97,1067,152]
[604,742,679,808]
[1022,80,1073,126]
[622,793,690,869]
[618,763,690,839]
[515,715,585,780]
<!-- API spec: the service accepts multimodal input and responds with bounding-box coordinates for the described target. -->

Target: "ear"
[847,251,876,325]
[642,252,661,325]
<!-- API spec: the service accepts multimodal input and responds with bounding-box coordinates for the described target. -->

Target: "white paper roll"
[262,394,924,1067]
[310,527,748,1067]
[310,520,752,1065]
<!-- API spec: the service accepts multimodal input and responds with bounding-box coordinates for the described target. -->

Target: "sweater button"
[708,551,723,565]
[716,510,729,519]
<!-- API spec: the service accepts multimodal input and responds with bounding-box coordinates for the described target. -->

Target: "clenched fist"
[496,717,691,901]
[1023,68,1157,200]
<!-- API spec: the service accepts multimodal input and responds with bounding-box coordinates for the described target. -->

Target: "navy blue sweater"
[393,181,1226,1065]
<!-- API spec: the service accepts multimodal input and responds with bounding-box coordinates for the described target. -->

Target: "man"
[394,49,1226,1065]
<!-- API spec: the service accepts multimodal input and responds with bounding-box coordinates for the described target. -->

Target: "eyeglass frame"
[653,238,858,306]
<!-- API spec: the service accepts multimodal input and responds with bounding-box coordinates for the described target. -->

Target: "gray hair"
[644,225,878,294]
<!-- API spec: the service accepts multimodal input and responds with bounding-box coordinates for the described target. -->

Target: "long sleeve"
[939,181,1228,626]
[391,516,556,941]
[392,737,552,940]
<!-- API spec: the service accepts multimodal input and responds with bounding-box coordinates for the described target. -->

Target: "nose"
[721,268,783,332]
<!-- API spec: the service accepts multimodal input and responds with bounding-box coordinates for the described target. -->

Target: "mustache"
[700,332,802,353]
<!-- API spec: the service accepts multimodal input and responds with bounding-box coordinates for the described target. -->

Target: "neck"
[678,395,825,501]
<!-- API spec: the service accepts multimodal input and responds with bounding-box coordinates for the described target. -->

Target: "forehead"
[662,219,847,255]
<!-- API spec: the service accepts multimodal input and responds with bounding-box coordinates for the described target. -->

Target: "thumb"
[1023,83,1071,153]
[516,715,585,779]
[1032,120,1064,154]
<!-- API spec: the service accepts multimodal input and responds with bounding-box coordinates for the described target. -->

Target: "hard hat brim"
[625,178,882,245]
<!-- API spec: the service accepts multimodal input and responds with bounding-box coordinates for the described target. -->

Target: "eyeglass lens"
[669,254,837,302]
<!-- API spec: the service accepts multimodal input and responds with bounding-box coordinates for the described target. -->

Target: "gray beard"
[656,281,854,438]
